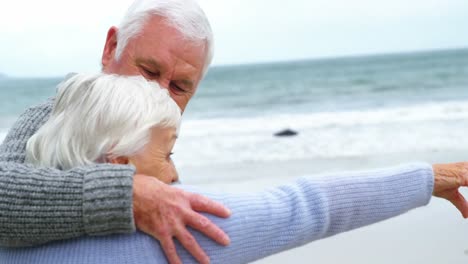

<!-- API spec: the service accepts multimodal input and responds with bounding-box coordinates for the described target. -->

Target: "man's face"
[101,16,208,111]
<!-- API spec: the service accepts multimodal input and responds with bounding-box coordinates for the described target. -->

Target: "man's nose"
[155,77,170,90]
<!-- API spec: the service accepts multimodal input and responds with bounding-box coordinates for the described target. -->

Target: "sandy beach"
[179,150,468,264]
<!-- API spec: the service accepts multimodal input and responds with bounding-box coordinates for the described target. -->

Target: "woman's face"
[113,126,179,184]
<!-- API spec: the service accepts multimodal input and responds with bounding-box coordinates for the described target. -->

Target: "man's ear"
[101,26,119,70]
[108,156,129,165]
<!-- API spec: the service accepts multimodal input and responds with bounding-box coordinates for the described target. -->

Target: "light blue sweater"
[0,163,434,264]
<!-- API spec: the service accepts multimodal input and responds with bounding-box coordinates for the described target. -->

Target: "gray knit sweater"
[0,98,136,246]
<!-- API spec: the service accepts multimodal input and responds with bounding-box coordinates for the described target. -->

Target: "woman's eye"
[167,152,174,161]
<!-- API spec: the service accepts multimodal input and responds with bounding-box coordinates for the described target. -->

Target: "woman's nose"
[172,175,180,183]
[172,173,179,183]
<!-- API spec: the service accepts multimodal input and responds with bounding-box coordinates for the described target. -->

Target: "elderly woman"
[0,73,464,264]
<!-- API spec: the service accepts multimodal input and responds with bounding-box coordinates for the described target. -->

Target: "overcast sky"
[1,0,467,77]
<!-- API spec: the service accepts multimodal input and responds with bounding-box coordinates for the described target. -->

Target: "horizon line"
[211,46,468,69]
[2,46,467,79]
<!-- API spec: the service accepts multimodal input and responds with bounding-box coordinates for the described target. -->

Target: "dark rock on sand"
[274,129,298,137]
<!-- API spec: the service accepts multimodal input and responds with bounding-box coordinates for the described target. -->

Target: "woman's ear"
[109,156,129,165]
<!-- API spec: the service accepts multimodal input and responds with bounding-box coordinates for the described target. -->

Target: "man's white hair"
[26,73,181,170]
[116,0,214,74]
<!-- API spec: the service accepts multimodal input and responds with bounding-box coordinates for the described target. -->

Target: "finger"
[449,191,468,218]
[187,212,230,246]
[176,229,210,264]
[160,237,182,264]
[190,193,231,218]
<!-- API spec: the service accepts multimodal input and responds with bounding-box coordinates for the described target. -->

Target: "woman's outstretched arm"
[173,163,434,263]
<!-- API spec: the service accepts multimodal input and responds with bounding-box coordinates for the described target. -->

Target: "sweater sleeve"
[0,100,136,247]
[175,163,434,263]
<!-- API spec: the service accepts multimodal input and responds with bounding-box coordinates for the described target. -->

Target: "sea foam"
[173,100,468,167]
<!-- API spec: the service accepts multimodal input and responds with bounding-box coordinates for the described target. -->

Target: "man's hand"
[132,174,231,264]
[433,162,468,218]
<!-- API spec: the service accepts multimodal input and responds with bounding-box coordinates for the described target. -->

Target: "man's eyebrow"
[178,79,194,88]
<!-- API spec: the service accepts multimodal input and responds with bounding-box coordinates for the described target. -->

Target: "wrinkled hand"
[133,174,231,264]
[432,162,468,218]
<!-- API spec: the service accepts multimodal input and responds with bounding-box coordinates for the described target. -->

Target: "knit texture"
[0,163,434,263]
[0,99,136,247]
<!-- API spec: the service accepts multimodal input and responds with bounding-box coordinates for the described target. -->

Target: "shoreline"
[178,149,467,189]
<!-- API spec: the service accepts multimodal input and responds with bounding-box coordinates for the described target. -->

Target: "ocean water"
[1,48,468,167]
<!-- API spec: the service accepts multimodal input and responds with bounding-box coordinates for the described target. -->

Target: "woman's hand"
[432,162,468,218]
[132,174,231,264]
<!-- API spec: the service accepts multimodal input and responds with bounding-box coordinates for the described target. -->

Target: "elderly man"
[1,0,468,264]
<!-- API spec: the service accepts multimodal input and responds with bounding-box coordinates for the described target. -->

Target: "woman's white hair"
[26,73,181,170]
[116,0,214,74]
